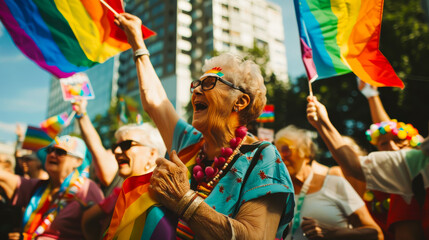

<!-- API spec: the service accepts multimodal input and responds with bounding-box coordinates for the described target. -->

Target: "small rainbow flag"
[0,0,155,78]
[22,126,53,151]
[257,105,275,123]
[104,173,178,240]
[294,0,404,88]
[40,112,69,139]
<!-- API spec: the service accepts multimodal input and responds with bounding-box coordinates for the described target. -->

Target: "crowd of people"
[0,12,428,240]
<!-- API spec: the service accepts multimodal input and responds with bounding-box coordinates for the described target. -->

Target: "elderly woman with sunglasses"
[80,123,166,239]
[113,13,295,239]
[274,126,382,240]
[0,135,104,239]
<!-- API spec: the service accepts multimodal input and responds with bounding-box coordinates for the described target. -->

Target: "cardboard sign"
[59,73,95,101]
[257,127,274,143]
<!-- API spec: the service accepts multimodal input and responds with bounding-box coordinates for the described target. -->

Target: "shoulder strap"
[233,142,270,215]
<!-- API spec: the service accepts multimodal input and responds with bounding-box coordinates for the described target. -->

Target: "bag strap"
[233,142,270,215]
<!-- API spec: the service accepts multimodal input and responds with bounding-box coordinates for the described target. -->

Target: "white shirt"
[360,149,429,203]
[286,175,364,240]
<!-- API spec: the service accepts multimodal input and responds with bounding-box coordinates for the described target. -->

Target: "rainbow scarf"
[22,126,53,151]
[294,0,404,88]
[0,0,155,78]
[22,170,84,240]
[104,140,204,240]
[40,112,69,139]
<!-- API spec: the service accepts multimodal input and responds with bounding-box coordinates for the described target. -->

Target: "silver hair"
[202,53,267,124]
[275,125,318,160]
[114,123,166,157]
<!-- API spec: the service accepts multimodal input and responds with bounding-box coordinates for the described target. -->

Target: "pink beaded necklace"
[192,126,248,189]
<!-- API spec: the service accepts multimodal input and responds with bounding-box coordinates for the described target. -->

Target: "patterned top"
[172,119,295,238]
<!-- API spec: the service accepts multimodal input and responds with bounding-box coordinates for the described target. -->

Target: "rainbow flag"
[294,0,404,88]
[22,126,53,151]
[40,112,69,139]
[257,105,275,123]
[0,0,155,78]
[104,173,178,240]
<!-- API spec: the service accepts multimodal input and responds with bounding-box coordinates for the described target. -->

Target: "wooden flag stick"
[99,0,119,16]
[64,111,76,127]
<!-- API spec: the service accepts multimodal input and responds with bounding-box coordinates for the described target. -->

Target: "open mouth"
[47,159,58,165]
[116,158,130,167]
[194,101,208,112]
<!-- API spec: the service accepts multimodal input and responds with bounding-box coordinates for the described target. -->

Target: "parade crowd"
[0,13,428,240]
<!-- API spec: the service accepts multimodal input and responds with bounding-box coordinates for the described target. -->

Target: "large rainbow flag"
[22,126,53,151]
[40,112,69,139]
[294,0,404,88]
[0,0,155,78]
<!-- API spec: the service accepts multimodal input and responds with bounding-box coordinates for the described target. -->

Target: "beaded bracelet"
[176,190,196,216]
[182,195,204,222]
[75,112,87,119]
[134,48,150,62]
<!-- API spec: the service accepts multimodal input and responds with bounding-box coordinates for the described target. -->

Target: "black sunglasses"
[46,146,73,157]
[111,140,145,152]
[190,76,246,94]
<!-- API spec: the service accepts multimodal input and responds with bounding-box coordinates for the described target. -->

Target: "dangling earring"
[234,106,239,112]
[145,164,151,171]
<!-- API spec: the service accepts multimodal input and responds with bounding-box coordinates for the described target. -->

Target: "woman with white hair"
[274,125,382,240]
[108,13,295,239]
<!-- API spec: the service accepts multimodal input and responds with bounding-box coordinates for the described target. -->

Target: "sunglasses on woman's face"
[190,76,246,94]
[46,146,72,157]
[111,140,145,152]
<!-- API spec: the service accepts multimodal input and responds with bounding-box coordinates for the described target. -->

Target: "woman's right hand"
[71,99,87,116]
[114,13,146,51]
[306,96,329,129]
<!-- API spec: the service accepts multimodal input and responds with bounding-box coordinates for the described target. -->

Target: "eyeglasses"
[190,76,246,94]
[46,146,76,158]
[111,140,145,152]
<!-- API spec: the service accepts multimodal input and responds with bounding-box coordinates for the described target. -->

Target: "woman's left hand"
[301,217,334,239]
[149,150,190,211]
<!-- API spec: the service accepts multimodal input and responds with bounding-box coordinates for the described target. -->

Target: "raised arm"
[115,13,179,153]
[357,78,390,123]
[72,100,117,186]
[306,96,365,182]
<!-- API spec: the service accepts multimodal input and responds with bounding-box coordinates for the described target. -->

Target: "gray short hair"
[202,53,267,125]
[114,123,166,157]
[275,125,318,160]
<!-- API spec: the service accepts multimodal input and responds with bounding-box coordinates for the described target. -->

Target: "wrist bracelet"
[176,190,196,216]
[76,112,87,119]
[134,48,150,62]
[182,195,204,222]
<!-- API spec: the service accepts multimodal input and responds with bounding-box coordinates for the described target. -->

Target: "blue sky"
[0,0,304,143]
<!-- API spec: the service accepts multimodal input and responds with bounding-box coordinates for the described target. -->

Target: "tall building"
[118,0,193,118]
[190,0,288,82]
[46,57,119,135]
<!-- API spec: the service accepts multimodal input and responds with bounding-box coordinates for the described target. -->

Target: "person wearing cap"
[306,96,429,239]
[0,135,104,239]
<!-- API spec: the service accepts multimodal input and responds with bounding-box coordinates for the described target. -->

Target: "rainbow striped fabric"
[40,112,69,139]
[257,104,275,123]
[0,0,155,78]
[104,173,178,240]
[22,126,53,151]
[294,0,404,88]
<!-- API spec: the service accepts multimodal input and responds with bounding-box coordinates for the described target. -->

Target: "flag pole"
[64,111,76,127]
[99,0,119,16]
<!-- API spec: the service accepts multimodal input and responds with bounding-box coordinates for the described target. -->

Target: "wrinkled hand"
[71,99,87,115]
[301,217,333,239]
[306,96,329,129]
[357,77,378,99]
[149,151,190,211]
[114,13,146,51]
